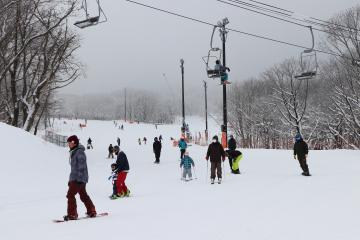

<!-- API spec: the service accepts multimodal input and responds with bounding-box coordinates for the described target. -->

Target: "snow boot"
[109,194,118,200]
[86,211,97,218]
[218,178,222,184]
[211,178,215,184]
[125,189,131,197]
[63,215,78,221]
[302,172,311,176]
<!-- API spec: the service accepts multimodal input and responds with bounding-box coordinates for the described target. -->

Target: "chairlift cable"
[219,0,360,40]
[123,0,359,62]
[247,0,360,33]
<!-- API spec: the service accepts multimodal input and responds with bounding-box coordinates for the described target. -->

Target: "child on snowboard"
[180,151,195,181]
[108,163,118,199]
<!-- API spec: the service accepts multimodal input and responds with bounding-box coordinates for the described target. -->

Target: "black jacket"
[228,137,237,151]
[116,151,129,172]
[206,142,225,162]
[294,140,308,159]
[153,140,162,153]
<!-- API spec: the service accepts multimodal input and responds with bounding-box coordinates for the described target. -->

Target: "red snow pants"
[116,172,128,195]
[66,181,96,217]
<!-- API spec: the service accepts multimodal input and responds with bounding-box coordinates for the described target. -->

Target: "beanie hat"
[113,145,120,152]
[212,135,218,141]
[295,133,302,141]
[67,135,79,145]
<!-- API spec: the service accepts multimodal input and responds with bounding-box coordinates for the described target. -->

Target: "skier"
[178,137,187,159]
[87,137,93,149]
[293,133,310,176]
[143,137,147,145]
[117,137,120,146]
[214,59,230,84]
[112,146,130,198]
[138,138,142,145]
[180,151,195,181]
[108,163,118,198]
[64,135,96,221]
[227,149,242,174]
[153,137,162,164]
[120,124,124,130]
[227,135,237,170]
[108,144,114,159]
[205,135,226,184]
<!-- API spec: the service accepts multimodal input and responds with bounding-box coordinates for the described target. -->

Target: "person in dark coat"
[153,137,162,164]
[108,144,114,158]
[293,133,310,176]
[227,135,237,170]
[117,137,121,146]
[87,137,93,149]
[206,135,226,184]
[64,135,96,221]
[112,146,130,198]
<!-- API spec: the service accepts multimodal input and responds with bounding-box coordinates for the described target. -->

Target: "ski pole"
[193,166,197,179]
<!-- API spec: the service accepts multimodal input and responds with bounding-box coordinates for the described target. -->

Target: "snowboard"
[53,212,108,223]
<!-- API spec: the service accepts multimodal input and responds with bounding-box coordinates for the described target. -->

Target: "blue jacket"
[178,140,187,150]
[180,156,194,169]
[69,144,89,183]
[116,151,130,172]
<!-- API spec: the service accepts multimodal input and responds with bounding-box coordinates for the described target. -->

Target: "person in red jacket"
[206,135,226,184]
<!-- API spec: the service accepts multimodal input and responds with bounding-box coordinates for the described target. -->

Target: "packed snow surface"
[1,117,359,240]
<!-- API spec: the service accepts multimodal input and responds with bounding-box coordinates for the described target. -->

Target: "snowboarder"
[226,149,242,174]
[178,137,187,159]
[64,135,96,221]
[143,137,147,145]
[112,146,130,198]
[108,144,114,159]
[108,163,118,198]
[117,137,120,146]
[214,59,230,84]
[205,135,226,184]
[87,137,93,149]
[180,151,195,181]
[293,133,310,176]
[227,135,237,170]
[153,137,162,164]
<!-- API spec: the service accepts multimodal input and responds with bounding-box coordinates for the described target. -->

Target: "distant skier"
[143,137,147,145]
[108,163,118,199]
[138,138,142,145]
[227,135,237,170]
[159,135,163,142]
[120,124,124,130]
[178,137,187,159]
[180,151,195,181]
[87,137,93,149]
[112,146,130,198]
[64,135,96,221]
[108,144,114,159]
[293,133,310,176]
[214,59,230,84]
[153,137,162,164]
[206,135,225,184]
[117,137,120,146]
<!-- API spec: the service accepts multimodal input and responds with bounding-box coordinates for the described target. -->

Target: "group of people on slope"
[63,131,310,221]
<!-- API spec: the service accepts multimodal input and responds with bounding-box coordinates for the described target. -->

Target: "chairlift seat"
[74,16,100,29]
[207,69,226,78]
[295,71,316,80]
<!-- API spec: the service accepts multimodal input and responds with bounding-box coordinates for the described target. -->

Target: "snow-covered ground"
[1,118,359,240]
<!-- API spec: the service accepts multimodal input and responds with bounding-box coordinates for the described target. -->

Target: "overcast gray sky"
[61,0,359,97]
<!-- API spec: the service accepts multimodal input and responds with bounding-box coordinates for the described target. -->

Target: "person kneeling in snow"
[180,151,195,181]
[108,163,118,199]
[112,146,131,198]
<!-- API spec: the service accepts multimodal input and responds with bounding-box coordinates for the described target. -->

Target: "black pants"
[154,152,161,163]
[112,182,117,195]
[180,149,186,159]
[210,161,222,179]
[298,157,309,173]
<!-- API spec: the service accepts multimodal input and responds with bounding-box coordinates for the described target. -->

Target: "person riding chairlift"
[214,60,230,84]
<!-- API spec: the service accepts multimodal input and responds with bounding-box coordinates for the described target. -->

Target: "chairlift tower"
[218,18,229,148]
[180,59,186,137]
